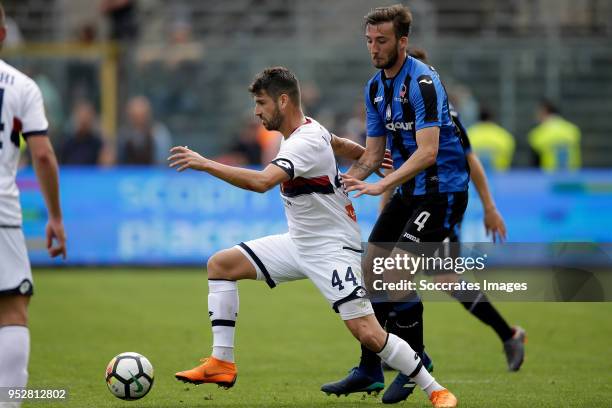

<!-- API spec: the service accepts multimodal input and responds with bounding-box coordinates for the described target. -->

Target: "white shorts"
[0,227,33,296]
[235,233,374,320]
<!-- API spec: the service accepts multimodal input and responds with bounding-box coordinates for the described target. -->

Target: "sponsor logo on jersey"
[374,96,383,104]
[385,121,414,131]
[275,159,291,170]
[418,78,433,85]
[399,83,407,98]
[345,204,357,222]
[18,280,31,295]
[402,232,421,242]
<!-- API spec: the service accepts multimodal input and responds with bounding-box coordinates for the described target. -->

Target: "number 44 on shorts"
[331,267,358,291]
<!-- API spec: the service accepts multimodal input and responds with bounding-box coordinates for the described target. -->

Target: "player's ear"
[398,35,408,50]
[278,94,290,110]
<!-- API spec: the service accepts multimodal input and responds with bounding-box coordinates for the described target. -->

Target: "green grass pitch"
[25,269,612,407]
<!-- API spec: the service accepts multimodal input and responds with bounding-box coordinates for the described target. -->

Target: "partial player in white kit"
[168,67,457,407]
[0,4,66,406]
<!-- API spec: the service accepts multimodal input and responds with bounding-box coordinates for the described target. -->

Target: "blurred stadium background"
[4,0,612,265]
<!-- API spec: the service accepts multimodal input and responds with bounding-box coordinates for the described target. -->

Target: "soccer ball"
[105,352,154,400]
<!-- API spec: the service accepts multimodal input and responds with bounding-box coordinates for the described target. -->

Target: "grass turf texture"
[26,269,612,408]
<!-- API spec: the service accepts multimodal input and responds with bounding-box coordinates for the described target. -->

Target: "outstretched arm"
[466,152,507,242]
[168,146,289,193]
[343,127,439,197]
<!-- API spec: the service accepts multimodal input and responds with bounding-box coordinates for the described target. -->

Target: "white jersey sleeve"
[20,79,48,136]
[270,131,323,179]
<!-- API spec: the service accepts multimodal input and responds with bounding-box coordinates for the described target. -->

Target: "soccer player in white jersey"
[169,67,457,407]
[0,4,66,406]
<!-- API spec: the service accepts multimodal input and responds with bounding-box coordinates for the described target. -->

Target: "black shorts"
[369,191,468,244]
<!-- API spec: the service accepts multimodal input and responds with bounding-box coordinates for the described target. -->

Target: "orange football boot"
[429,389,458,408]
[175,357,237,388]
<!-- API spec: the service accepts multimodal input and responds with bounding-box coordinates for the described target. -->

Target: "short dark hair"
[365,4,412,39]
[540,99,559,115]
[248,67,301,107]
[408,47,429,63]
[479,107,493,122]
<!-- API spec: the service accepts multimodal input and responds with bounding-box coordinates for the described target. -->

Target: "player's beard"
[374,46,400,70]
[262,105,283,131]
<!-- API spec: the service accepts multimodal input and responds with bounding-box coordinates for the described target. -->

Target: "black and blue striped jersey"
[365,56,468,196]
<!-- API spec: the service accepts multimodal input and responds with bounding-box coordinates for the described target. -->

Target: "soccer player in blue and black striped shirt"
[385,45,526,387]
[322,5,466,406]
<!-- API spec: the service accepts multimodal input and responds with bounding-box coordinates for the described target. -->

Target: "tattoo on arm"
[347,160,375,179]
[354,162,373,171]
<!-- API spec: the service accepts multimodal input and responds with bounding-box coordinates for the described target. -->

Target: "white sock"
[208,280,238,363]
[376,333,444,397]
[0,326,30,408]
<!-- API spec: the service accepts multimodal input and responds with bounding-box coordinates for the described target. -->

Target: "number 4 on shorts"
[331,267,358,291]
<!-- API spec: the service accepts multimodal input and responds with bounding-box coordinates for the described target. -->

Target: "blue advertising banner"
[17,168,612,265]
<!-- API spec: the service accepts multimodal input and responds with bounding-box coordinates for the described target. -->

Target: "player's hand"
[168,146,209,172]
[484,207,507,243]
[342,173,386,197]
[374,149,394,177]
[46,217,66,259]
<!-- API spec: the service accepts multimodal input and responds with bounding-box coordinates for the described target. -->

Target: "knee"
[207,252,230,280]
[348,321,386,352]
[358,329,383,351]
[207,249,247,281]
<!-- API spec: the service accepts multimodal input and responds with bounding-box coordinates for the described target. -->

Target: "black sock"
[358,302,392,378]
[452,283,514,342]
[386,298,425,355]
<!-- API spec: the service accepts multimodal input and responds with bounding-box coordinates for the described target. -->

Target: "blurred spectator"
[119,96,172,165]
[135,16,204,117]
[66,23,101,111]
[100,0,138,41]
[77,22,98,44]
[336,103,367,168]
[60,101,110,166]
[448,84,479,128]
[466,108,516,171]
[137,18,204,70]
[528,100,581,171]
[224,117,263,166]
[257,124,282,164]
[301,81,321,117]
[342,103,367,145]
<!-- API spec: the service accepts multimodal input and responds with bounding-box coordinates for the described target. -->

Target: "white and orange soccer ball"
[105,352,154,400]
